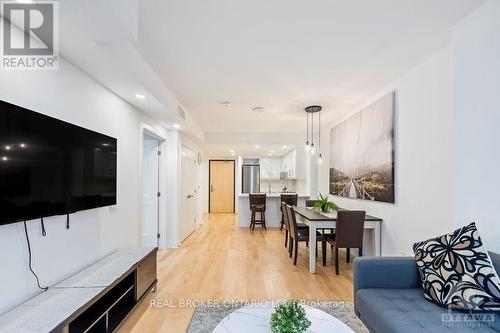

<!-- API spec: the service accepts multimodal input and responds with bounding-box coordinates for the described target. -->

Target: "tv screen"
[0,100,117,226]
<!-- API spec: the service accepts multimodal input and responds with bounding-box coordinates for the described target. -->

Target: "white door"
[180,148,198,241]
[143,139,159,247]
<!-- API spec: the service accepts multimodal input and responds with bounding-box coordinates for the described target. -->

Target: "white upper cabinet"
[260,157,282,179]
[281,149,306,179]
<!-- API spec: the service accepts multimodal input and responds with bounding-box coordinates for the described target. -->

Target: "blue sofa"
[354,252,500,333]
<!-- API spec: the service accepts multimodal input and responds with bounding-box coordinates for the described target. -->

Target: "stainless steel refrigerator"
[242,164,260,193]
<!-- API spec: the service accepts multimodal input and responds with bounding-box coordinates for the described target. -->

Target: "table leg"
[373,222,381,256]
[309,222,317,273]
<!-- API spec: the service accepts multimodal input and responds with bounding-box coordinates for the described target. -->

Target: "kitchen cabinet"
[281,149,306,179]
[260,157,281,179]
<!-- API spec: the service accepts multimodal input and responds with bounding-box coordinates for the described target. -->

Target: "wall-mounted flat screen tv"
[0,99,117,226]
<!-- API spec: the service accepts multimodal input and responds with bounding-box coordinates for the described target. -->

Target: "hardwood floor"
[118,213,355,333]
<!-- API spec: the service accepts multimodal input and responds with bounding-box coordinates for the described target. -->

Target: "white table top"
[213,303,354,333]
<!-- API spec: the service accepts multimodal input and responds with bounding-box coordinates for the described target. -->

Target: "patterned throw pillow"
[413,222,500,311]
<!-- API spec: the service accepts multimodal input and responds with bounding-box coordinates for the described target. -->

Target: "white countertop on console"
[0,247,156,333]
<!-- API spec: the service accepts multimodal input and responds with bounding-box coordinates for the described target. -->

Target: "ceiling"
[135,0,483,134]
[30,0,483,140]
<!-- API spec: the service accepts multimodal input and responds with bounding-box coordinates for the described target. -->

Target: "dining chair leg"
[289,239,293,258]
[293,240,298,265]
[335,247,339,275]
[262,212,267,230]
[359,247,363,257]
[249,210,254,229]
[284,230,288,247]
[280,212,284,230]
[306,241,309,248]
[346,248,350,263]
[322,240,326,266]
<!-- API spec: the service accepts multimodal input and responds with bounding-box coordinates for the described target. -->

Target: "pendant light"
[304,111,310,152]
[310,112,316,156]
[304,105,322,159]
[317,110,323,164]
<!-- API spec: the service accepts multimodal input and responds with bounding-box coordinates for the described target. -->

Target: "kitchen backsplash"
[260,179,307,195]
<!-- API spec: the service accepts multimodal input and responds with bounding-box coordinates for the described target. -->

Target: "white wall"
[317,46,454,256]
[452,0,500,253]
[0,32,169,314]
[317,0,500,256]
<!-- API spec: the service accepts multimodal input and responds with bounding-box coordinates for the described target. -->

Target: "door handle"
[187,194,194,199]
[210,185,214,192]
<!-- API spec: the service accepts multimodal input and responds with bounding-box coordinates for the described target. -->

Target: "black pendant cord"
[318,111,321,151]
[23,221,49,291]
[66,214,70,229]
[311,113,314,146]
[40,218,47,237]
[306,111,309,144]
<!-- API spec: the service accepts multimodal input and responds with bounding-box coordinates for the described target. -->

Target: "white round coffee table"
[213,302,354,333]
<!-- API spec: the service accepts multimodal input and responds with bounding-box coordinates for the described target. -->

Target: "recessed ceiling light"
[218,101,231,108]
[1,156,7,161]
[135,94,146,99]
[254,145,260,149]
[270,150,275,153]
[282,145,287,149]
[19,143,26,148]
[173,124,181,129]
[5,145,11,150]
[252,106,265,113]
[229,149,235,153]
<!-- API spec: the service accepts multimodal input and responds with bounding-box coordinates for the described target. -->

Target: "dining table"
[293,207,383,274]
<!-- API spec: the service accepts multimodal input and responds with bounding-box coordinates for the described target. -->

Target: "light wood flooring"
[118,213,355,332]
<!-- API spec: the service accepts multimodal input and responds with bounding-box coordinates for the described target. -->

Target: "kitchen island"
[238,193,311,228]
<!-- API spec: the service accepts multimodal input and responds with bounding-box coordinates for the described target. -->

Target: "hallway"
[119,214,355,332]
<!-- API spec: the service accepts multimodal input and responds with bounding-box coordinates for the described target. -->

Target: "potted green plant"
[270,301,311,333]
[313,193,339,213]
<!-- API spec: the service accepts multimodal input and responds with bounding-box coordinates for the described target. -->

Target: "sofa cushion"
[413,223,500,311]
[356,288,500,333]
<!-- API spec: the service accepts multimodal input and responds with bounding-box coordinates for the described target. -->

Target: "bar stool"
[280,194,298,230]
[249,193,267,230]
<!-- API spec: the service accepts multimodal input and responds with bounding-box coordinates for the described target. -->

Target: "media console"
[0,247,158,333]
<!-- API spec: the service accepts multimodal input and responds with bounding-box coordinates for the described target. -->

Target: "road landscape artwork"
[329,92,395,203]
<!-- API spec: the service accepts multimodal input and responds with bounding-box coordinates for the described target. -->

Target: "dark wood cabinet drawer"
[136,251,157,300]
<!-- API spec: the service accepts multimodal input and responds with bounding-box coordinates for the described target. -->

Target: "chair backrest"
[281,202,290,231]
[285,204,298,238]
[249,193,266,209]
[335,210,366,248]
[281,194,298,206]
[305,199,318,208]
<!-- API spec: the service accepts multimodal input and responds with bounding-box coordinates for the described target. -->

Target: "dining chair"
[280,194,298,230]
[324,210,366,275]
[305,199,318,208]
[286,205,326,266]
[282,201,309,251]
[249,194,267,230]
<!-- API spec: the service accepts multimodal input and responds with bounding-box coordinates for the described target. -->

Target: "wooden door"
[209,160,235,213]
